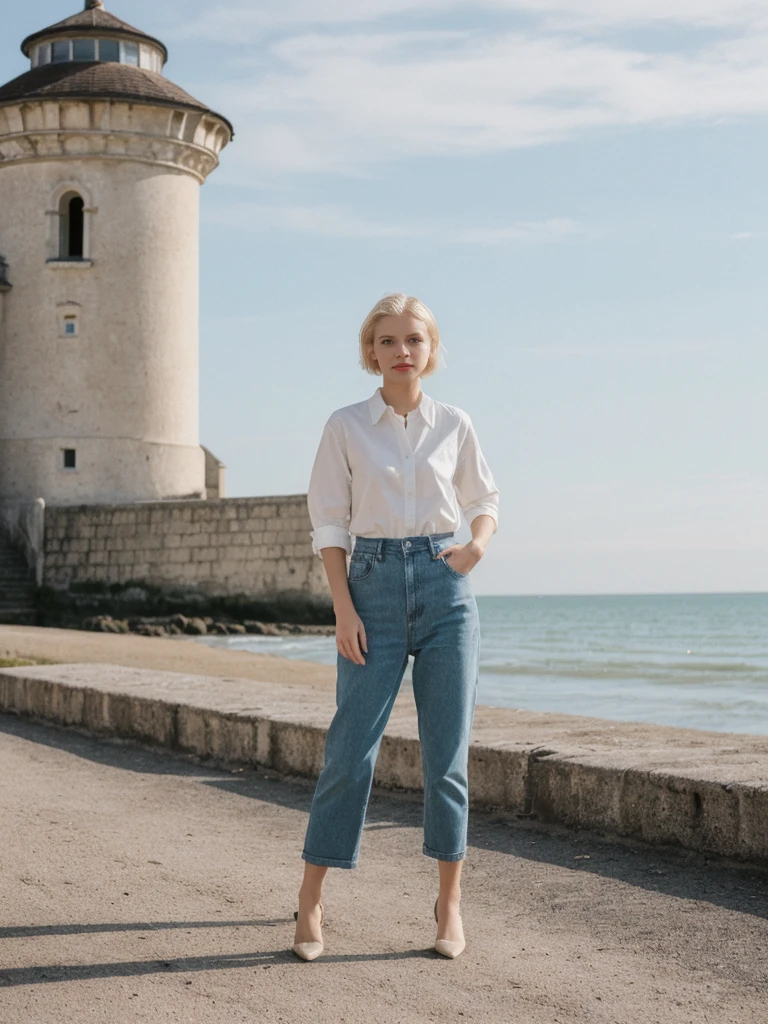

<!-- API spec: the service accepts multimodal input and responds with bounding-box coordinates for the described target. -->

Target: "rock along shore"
[77,613,336,639]
[1,660,766,868]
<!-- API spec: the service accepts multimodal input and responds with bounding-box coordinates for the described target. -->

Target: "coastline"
[2,629,767,866]
[0,622,338,691]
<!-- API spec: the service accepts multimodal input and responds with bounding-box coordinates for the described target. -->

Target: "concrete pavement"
[2,660,767,864]
[1,714,767,1024]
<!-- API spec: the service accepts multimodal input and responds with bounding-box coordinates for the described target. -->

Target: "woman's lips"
[394,365,413,370]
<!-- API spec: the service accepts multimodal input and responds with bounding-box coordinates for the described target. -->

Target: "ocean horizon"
[194,591,768,736]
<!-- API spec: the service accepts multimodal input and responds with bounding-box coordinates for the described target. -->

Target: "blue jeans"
[301,532,480,868]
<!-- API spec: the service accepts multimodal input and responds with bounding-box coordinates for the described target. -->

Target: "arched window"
[59,192,85,259]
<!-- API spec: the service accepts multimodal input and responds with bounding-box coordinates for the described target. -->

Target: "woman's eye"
[409,337,423,343]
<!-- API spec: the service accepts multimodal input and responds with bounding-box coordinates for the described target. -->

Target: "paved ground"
[1,715,767,1024]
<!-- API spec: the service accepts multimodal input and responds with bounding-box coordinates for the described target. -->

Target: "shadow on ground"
[2,712,767,931]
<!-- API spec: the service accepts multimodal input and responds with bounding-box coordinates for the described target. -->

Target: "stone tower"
[0,1,232,505]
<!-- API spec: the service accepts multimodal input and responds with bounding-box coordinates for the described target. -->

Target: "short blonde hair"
[359,293,441,377]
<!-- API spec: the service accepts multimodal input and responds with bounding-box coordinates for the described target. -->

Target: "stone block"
[217,560,244,577]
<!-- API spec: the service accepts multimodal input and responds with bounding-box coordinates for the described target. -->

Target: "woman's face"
[371,313,432,382]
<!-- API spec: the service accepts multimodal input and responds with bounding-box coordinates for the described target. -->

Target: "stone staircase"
[0,529,38,625]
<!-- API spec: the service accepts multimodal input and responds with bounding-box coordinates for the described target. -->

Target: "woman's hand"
[335,603,368,665]
[319,547,368,664]
[434,539,485,575]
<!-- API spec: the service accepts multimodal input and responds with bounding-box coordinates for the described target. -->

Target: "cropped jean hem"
[422,844,466,862]
[302,850,357,869]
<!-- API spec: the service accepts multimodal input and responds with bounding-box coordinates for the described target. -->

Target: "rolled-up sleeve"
[307,416,353,557]
[453,416,499,533]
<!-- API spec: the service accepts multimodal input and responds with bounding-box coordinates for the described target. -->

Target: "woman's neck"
[380,382,423,418]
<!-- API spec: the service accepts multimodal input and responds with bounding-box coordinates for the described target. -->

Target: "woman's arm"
[307,417,368,665]
[436,414,499,574]
[320,547,368,666]
[468,513,496,556]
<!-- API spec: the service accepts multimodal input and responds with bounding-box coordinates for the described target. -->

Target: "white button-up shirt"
[307,386,499,556]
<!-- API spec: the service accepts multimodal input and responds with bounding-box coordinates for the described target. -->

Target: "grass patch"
[0,657,58,668]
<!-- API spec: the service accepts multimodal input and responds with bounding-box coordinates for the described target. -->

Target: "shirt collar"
[367,387,436,428]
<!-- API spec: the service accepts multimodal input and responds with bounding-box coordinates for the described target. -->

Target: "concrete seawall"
[1,662,767,866]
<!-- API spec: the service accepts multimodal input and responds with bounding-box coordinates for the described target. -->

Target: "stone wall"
[40,495,331,623]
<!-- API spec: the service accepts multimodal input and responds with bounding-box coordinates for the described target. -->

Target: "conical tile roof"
[21,4,168,63]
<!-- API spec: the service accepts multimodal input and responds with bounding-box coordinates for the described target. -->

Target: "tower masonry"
[0,0,233,505]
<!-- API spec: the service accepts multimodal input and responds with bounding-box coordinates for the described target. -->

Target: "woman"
[293,293,499,961]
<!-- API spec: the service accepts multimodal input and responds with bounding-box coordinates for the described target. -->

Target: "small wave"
[480,660,767,682]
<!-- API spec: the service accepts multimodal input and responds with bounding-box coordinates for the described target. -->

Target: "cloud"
[178,1,768,40]
[186,17,768,177]
[514,340,715,357]
[204,201,580,243]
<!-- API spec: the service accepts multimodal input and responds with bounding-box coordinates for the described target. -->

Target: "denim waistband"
[352,532,454,557]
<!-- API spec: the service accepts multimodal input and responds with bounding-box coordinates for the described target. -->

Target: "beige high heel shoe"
[434,898,466,959]
[292,901,325,961]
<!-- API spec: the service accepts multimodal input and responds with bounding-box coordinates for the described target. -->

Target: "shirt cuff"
[311,524,352,557]
[464,505,498,534]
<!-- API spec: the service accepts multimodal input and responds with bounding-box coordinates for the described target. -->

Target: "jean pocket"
[435,547,470,580]
[348,554,376,581]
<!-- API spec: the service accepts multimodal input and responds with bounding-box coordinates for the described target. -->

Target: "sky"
[2,1,767,596]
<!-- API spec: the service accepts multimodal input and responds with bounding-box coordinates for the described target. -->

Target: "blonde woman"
[292,293,499,961]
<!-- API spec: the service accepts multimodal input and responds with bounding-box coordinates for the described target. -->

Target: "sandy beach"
[0,623,337,693]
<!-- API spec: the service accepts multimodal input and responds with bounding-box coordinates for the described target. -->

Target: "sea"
[193,593,768,736]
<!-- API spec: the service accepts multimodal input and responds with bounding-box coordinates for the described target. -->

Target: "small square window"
[52,40,71,63]
[98,39,120,62]
[63,449,77,470]
[59,310,80,337]
[73,39,96,61]
[122,42,139,65]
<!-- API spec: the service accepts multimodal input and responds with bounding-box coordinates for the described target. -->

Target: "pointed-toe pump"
[292,901,325,961]
[433,897,466,959]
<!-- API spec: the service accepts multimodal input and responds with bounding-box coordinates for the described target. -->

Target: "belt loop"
[376,538,383,561]
[427,534,437,558]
